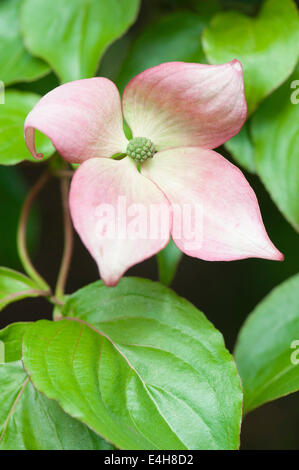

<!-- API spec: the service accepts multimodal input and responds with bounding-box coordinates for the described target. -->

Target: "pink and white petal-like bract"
[25,78,128,163]
[70,157,171,286]
[142,147,283,262]
[122,60,247,151]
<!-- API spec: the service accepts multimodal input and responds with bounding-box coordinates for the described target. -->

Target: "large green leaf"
[0,322,29,361]
[235,273,299,414]
[21,0,140,83]
[203,0,299,114]
[251,65,299,232]
[0,0,50,85]
[0,323,112,450]
[117,10,207,91]
[157,239,182,286]
[0,342,4,363]
[0,90,54,165]
[23,278,242,450]
[0,267,44,312]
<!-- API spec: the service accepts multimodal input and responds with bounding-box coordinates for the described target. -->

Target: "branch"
[17,171,50,291]
[55,176,74,299]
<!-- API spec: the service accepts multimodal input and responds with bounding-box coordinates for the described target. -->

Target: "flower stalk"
[54,175,74,300]
[17,171,50,292]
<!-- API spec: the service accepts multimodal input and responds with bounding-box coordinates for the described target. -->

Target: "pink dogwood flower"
[24,61,283,286]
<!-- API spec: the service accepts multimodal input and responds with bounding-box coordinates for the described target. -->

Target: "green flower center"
[126,137,156,163]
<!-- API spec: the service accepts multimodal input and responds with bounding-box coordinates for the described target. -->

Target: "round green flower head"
[126,137,156,163]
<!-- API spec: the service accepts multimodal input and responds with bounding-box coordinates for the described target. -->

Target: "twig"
[54,176,74,299]
[17,171,50,291]
[1,289,51,306]
[53,170,74,178]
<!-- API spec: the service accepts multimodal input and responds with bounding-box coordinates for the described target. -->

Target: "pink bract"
[24,61,283,286]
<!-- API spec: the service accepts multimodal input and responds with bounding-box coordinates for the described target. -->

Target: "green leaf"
[117,10,207,91]
[0,342,4,364]
[21,0,140,83]
[235,273,299,414]
[23,278,242,450]
[251,64,299,232]
[203,0,299,114]
[0,322,29,361]
[157,239,182,286]
[0,0,50,85]
[0,323,112,450]
[0,90,54,165]
[0,362,113,450]
[224,122,255,173]
[0,267,44,312]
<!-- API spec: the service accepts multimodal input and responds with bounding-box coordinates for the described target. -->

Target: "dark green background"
[0,0,298,450]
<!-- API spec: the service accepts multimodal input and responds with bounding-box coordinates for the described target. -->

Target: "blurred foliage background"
[0,0,298,449]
